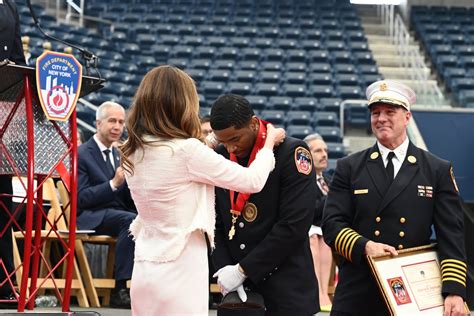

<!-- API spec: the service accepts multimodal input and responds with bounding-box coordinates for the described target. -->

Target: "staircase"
[357,5,451,107]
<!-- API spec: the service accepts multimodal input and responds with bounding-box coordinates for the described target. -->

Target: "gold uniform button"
[400,217,406,224]
[374,230,380,237]
[375,217,381,223]
[399,231,405,237]
[398,244,404,250]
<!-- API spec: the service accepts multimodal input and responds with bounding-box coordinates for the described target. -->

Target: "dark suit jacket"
[212,137,319,316]
[322,142,467,315]
[77,138,135,230]
[0,0,25,64]
[313,176,328,227]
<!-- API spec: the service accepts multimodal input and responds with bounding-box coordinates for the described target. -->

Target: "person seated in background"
[200,114,213,137]
[304,133,334,312]
[77,101,136,309]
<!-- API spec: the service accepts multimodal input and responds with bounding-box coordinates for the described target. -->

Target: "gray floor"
[2,307,474,315]
[0,307,331,315]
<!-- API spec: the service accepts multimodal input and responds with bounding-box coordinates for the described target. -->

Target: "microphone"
[26,0,100,77]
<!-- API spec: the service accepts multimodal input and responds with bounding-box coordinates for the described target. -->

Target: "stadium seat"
[294,97,320,112]
[315,126,342,142]
[188,59,213,70]
[213,60,236,70]
[227,82,253,95]
[264,48,285,62]
[185,68,207,82]
[320,98,342,114]
[233,70,257,83]
[200,81,226,99]
[287,111,312,126]
[287,125,314,139]
[338,86,364,99]
[283,84,307,98]
[208,69,231,82]
[312,111,339,127]
[261,110,286,126]
[345,102,370,128]
[218,47,239,60]
[327,142,346,158]
[259,71,281,83]
[246,95,268,111]
[268,96,293,111]
[194,46,217,59]
[261,62,284,72]
[311,85,335,99]
[255,83,279,97]
[284,72,306,85]
[241,48,262,61]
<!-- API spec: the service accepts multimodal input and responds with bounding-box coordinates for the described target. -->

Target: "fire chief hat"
[366,80,416,111]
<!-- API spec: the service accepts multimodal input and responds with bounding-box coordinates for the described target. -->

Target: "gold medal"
[243,203,258,222]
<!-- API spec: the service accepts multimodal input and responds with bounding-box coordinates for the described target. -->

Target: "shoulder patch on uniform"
[294,146,312,175]
[450,166,459,193]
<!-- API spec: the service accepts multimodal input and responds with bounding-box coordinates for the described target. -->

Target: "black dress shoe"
[110,288,131,309]
[0,292,18,309]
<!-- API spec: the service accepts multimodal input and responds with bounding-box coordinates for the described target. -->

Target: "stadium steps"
[357,5,450,107]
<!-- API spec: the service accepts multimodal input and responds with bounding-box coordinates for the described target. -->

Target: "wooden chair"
[56,181,117,307]
[12,177,89,307]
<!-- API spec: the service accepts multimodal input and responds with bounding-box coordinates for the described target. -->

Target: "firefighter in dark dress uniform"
[209,94,319,316]
[322,80,467,316]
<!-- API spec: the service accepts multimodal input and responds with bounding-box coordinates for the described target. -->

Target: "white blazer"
[126,136,275,263]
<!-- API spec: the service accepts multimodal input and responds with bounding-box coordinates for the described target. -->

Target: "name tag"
[354,189,369,195]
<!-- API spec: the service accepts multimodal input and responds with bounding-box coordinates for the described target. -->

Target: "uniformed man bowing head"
[322,80,468,316]
[210,94,319,316]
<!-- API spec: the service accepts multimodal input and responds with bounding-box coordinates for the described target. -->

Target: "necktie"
[103,149,115,177]
[386,151,395,183]
[318,177,329,195]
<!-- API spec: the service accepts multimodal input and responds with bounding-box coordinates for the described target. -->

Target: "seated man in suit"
[77,101,136,308]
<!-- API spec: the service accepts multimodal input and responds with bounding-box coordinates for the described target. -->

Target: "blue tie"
[103,149,115,177]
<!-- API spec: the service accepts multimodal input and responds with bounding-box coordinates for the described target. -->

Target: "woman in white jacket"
[121,65,285,316]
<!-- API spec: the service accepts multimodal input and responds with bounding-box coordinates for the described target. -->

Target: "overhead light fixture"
[350,0,401,4]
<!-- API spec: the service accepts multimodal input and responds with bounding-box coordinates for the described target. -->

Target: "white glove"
[213,264,247,296]
[236,285,247,302]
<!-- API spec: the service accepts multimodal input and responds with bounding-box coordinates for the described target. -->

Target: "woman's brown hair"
[120,65,202,174]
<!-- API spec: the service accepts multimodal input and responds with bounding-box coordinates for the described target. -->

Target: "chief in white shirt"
[121,65,285,316]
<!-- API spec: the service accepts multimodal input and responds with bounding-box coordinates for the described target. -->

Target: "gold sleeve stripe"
[343,233,359,258]
[442,272,467,282]
[441,259,467,269]
[335,228,353,252]
[347,235,362,262]
[340,231,358,257]
[442,277,466,287]
[441,266,467,276]
[441,263,467,273]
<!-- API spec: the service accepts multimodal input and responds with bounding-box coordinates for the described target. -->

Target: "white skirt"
[131,230,209,316]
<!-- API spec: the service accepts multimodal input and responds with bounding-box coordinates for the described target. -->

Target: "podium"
[0,63,103,311]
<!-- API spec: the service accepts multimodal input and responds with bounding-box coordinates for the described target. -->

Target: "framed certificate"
[367,244,444,316]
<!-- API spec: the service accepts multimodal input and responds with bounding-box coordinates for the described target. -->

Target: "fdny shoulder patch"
[294,146,312,175]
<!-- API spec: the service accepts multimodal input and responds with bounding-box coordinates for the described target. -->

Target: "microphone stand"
[26,0,101,79]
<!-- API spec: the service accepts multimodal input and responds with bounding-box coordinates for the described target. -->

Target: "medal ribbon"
[229,119,267,216]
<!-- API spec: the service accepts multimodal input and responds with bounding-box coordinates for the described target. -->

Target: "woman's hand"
[265,123,286,148]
